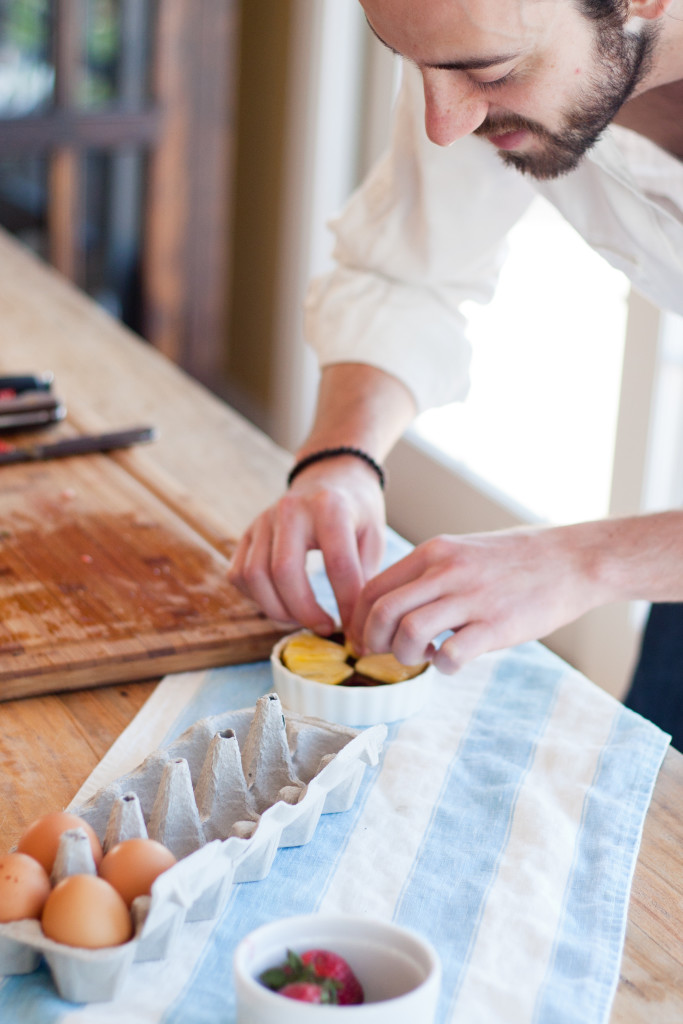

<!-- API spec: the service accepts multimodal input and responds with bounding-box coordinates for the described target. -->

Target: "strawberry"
[259,947,364,1005]
[300,948,364,1006]
[279,980,330,1003]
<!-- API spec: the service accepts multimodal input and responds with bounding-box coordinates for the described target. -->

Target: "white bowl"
[271,631,436,726]
[233,913,441,1024]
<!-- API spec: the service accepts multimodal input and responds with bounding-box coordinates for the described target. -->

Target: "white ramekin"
[233,913,441,1024]
[270,631,436,726]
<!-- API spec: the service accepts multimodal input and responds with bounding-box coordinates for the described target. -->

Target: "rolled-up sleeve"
[304,64,538,413]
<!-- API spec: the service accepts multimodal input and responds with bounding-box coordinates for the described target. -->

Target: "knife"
[0,394,62,415]
[0,394,66,433]
[0,372,54,393]
[0,426,158,465]
[0,403,67,433]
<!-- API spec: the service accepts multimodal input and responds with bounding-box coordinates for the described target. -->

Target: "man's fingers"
[269,498,336,632]
[233,512,297,624]
[227,530,250,591]
[433,622,495,674]
[357,521,386,582]
[352,565,453,656]
[349,555,415,649]
[315,496,366,630]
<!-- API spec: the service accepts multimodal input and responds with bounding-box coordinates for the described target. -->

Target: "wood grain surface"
[0,230,680,1022]
[0,426,285,699]
[612,748,683,1022]
[0,680,156,851]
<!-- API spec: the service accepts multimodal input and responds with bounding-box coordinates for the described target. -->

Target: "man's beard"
[473,21,656,180]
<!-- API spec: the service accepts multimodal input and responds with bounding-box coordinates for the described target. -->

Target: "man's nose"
[421,68,489,146]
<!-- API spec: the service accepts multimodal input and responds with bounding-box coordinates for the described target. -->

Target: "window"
[413,197,630,526]
[0,0,237,392]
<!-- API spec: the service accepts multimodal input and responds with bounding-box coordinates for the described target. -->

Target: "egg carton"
[0,693,387,1003]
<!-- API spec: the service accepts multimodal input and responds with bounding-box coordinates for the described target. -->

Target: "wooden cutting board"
[0,428,287,700]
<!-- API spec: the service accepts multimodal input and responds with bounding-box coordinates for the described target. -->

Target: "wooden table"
[0,232,680,1021]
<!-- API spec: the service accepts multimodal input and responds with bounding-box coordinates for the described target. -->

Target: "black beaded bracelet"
[287,446,385,490]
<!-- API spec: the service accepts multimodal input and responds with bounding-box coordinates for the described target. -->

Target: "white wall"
[269,2,397,453]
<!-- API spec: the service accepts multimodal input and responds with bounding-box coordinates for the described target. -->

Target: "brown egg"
[0,852,52,923]
[98,838,177,907]
[41,874,133,948]
[17,812,103,874]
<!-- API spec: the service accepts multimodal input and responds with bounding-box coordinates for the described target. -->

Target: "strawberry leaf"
[259,967,292,990]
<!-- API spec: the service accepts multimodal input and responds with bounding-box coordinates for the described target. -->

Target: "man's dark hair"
[576,0,629,21]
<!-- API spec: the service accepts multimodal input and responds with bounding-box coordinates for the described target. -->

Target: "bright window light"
[413,196,630,525]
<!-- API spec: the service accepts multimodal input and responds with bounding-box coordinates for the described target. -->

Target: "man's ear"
[627,0,672,20]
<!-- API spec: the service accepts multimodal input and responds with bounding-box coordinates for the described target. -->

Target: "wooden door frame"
[144,0,239,388]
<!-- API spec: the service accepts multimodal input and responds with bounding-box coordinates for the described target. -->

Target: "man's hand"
[348,524,614,673]
[229,362,417,633]
[229,457,386,633]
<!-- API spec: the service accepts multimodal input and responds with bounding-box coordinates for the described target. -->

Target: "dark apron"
[624,602,683,753]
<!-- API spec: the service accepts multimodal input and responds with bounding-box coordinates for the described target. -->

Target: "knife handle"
[0,403,66,434]
[35,426,158,458]
[0,373,54,393]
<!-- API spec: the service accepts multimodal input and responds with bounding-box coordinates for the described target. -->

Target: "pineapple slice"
[282,633,354,686]
[353,652,428,684]
[298,661,355,686]
[282,633,348,664]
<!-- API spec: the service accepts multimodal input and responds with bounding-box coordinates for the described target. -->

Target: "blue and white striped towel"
[0,530,670,1024]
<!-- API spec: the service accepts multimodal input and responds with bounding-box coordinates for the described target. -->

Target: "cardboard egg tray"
[0,693,387,1003]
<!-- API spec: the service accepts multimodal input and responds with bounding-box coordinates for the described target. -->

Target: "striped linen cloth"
[0,530,670,1024]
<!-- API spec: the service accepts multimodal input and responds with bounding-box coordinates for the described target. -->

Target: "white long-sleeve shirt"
[304,64,683,413]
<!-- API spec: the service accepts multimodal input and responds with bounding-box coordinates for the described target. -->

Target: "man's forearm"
[297,363,418,463]
[589,510,683,604]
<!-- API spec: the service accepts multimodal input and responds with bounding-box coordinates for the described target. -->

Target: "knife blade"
[0,426,158,465]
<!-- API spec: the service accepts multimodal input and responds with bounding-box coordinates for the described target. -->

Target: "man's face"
[361,0,654,179]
